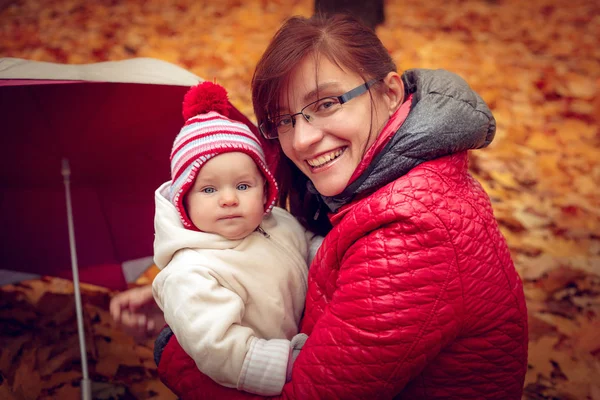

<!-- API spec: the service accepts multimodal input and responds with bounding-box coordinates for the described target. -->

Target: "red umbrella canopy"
[0,58,266,290]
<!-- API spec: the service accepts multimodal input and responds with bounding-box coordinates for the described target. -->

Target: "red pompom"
[182,81,230,121]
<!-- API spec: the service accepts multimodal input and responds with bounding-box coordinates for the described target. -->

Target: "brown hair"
[252,14,397,236]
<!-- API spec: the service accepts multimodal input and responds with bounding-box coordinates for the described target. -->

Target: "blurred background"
[1,0,599,399]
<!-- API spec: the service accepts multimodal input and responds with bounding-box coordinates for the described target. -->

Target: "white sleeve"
[238,337,291,395]
[153,258,288,390]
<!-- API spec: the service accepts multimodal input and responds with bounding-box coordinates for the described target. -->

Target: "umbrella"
[0,57,264,399]
[0,57,264,289]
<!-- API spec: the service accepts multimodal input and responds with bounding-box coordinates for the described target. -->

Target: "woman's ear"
[381,72,405,116]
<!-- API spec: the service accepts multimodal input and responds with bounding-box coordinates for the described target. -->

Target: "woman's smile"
[306,147,346,170]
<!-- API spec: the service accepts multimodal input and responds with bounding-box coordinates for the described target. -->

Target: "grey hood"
[313,68,496,212]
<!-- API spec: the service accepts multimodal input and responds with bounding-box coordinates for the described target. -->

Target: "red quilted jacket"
[158,152,528,399]
[156,70,528,399]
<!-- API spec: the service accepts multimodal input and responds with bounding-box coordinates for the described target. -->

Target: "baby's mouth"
[220,215,241,220]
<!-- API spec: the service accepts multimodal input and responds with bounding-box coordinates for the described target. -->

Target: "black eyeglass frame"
[259,78,381,140]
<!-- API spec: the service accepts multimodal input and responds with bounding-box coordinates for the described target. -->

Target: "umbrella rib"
[62,159,92,400]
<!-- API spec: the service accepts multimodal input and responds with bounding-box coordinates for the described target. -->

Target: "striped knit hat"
[170,81,278,230]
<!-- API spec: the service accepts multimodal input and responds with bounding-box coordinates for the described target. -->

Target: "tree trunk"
[314,0,385,30]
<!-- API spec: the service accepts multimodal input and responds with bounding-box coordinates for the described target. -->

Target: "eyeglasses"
[259,78,381,140]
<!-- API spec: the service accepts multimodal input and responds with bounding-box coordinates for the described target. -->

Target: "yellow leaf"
[533,312,579,337]
[489,170,520,189]
[525,132,559,151]
[513,208,552,230]
[558,73,598,100]
[525,335,559,385]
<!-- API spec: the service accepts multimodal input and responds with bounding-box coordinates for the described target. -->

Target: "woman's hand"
[109,285,165,341]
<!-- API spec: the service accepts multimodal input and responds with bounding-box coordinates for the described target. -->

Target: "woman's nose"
[219,189,238,207]
[292,117,323,152]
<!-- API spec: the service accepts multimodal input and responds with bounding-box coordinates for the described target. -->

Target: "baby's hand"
[110,285,165,340]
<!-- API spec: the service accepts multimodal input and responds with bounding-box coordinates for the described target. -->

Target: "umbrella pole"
[61,159,92,400]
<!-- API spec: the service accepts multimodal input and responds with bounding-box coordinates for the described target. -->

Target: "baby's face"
[184,152,266,240]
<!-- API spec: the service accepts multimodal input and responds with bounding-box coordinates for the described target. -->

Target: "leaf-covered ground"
[1,0,599,399]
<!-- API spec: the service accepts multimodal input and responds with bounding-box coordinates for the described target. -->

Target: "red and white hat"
[170,81,278,230]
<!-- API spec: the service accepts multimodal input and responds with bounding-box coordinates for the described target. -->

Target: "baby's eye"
[201,187,216,194]
[237,184,249,191]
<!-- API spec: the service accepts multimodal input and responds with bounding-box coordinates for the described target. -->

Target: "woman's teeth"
[307,149,344,168]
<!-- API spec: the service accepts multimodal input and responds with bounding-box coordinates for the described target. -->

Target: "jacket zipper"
[256,225,270,238]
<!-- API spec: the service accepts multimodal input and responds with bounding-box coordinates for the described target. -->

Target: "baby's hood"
[153,182,239,269]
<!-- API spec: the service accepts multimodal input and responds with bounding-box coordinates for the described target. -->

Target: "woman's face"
[277,56,393,197]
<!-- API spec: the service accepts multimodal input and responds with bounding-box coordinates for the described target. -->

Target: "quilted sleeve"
[285,206,465,398]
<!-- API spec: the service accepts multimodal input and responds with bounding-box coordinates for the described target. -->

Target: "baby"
[152,82,318,395]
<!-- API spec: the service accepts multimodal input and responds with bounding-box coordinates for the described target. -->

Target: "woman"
[151,14,528,399]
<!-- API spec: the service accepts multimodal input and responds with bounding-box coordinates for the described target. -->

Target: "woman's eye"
[314,98,340,113]
[237,184,249,191]
[276,116,292,127]
[201,187,216,194]
[319,101,334,110]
